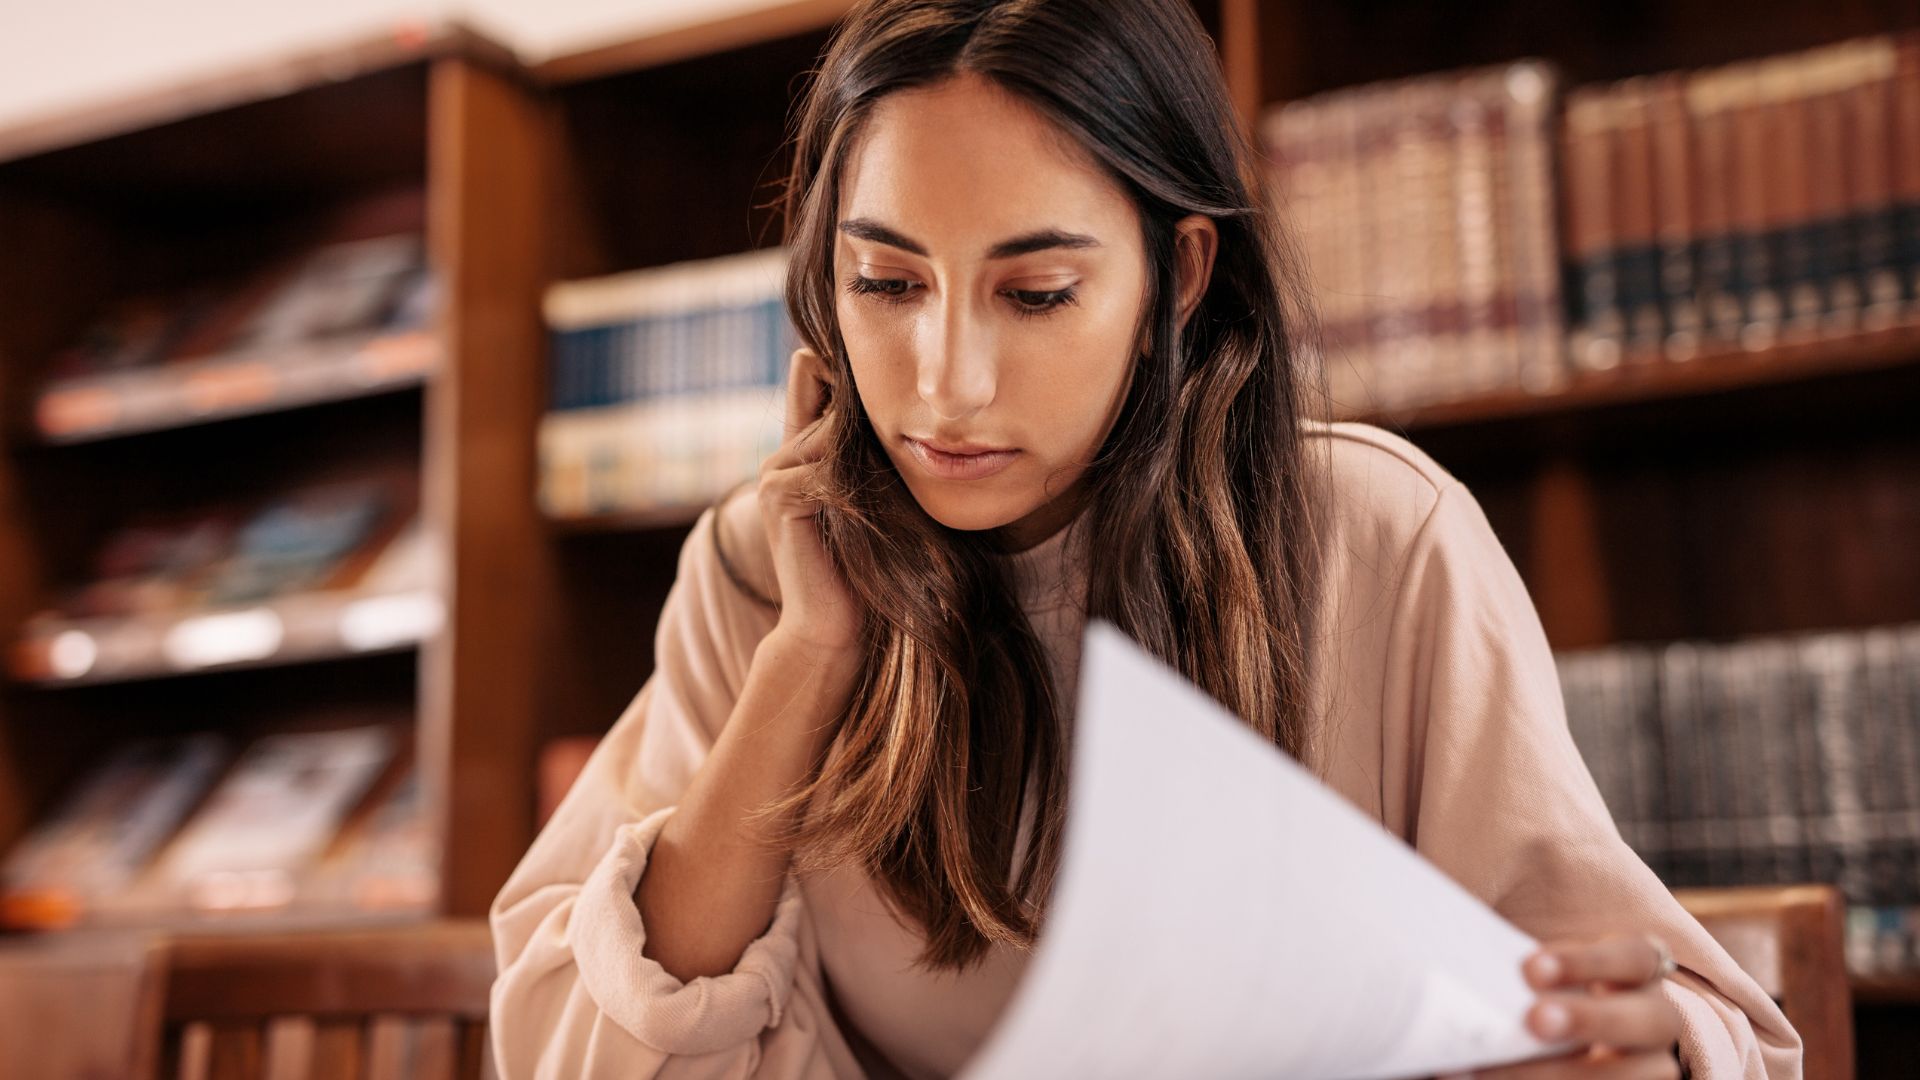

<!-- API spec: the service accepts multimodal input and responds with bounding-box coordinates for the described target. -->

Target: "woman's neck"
[998,483,1091,553]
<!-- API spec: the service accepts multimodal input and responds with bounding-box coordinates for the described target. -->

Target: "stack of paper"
[961,621,1574,1079]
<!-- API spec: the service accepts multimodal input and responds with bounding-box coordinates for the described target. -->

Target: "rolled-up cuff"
[572,804,806,1055]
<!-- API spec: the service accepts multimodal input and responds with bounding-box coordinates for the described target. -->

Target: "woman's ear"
[1140,214,1221,356]
[1173,213,1219,329]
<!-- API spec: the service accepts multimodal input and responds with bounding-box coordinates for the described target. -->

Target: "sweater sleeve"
[487,501,863,1079]
[1382,481,1803,1079]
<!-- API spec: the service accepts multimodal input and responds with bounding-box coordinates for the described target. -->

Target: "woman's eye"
[846,275,916,303]
[1005,287,1078,318]
[844,275,1078,318]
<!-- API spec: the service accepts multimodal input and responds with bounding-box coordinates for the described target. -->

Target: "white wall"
[0,0,789,133]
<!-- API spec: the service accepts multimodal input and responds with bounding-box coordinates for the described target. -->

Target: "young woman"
[490,1,1800,1077]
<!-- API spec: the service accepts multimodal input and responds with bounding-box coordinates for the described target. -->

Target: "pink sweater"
[488,420,1801,1079]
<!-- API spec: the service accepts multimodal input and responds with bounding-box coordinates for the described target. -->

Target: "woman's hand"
[758,346,864,656]
[1447,933,1686,1080]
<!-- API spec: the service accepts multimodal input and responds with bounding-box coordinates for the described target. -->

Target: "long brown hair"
[726,0,1332,971]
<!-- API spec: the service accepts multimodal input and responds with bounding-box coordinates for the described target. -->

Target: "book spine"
[1766,57,1827,339]
[1359,88,1403,413]
[1451,81,1506,397]
[1726,63,1785,349]
[1697,645,1741,887]
[1843,39,1905,326]
[1611,79,1666,363]
[1687,72,1745,349]
[1335,95,1381,413]
[1891,33,1920,312]
[1801,46,1860,334]
[1658,643,1705,888]
[1647,73,1703,361]
[1417,78,1462,405]
[1809,635,1873,907]
[1562,89,1624,374]
[1503,63,1566,394]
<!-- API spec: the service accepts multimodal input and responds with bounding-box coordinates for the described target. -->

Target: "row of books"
[1850,905,1920,978]
[1261,61,1567,414]
[545,246,794,410]
[1561,34,1920,371]
[10,474,437,684]
[48,231,430,383]
[37,229,436,440]
[1557,622,1920,972]
[540,247,797,519]
[1259,31,1920,416]
[0,724,433,930]
[540,387,786,519]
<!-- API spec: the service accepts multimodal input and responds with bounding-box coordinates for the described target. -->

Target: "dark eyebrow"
[838,218,1102,260]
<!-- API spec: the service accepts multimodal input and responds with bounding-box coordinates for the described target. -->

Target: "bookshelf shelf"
[8,585,444,688]
[1348,324,1920,435]
[32,329,439,444]
[1853,973,1920,1005]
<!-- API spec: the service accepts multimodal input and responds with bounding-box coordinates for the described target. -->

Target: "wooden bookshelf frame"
[0,4,1916,1075]
[0,20,551,941]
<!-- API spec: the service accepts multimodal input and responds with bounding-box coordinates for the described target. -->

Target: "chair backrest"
[1673,884,1853,1080]
[135,920,497,1080]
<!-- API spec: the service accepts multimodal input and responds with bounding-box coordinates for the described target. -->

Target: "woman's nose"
[917,304,997,421]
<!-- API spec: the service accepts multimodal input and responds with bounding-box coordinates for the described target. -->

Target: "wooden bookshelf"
[0,17,552,950]
[0,0,1915,1073]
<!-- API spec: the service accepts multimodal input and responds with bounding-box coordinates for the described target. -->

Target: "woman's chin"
[904,483,1029,534]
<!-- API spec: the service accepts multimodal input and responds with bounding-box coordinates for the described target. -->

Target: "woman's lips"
[905,437,1021,480]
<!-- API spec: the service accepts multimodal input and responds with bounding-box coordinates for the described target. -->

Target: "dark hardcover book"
[1686,72,1746,348]
[0,733,228,928]
[1765,60,1827,338]
[1857,629,1910,907]
[1646,74,1703,359]
[47,508,244,620]
[47,291,206,380]
[1893,34,1920,308]
[1844,39,1906,325]
[1751,640,1808,888]
[1723,64,1785,348]
[1695,645,1741,887]
[158,725,397,912]
[1657,642,1708,888]
[1609,80,1666,362]
[1620,648,1671,881]
[1804,72,1860,330]
[1561,88,1624,373]
[222,233,425,355]
[1787,638,1845,894]
[200,479,401,607]
[1728,638,1766,883]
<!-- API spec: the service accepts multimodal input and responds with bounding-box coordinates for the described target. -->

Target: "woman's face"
[834,71,1208,550]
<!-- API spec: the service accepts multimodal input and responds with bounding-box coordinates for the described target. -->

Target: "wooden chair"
[133,920,497,1080]
[1674,884,1853,1080]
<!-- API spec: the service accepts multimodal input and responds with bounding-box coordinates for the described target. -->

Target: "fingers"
[1458,1047,1682,1080]
[1527,935,1673,992]
[1524,985,1682,1052]
[783,346,830,439]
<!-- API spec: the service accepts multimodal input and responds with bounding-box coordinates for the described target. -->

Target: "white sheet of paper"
[960,620,1574,1080]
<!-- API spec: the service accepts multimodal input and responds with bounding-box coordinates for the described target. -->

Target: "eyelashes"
[843,274,1079,319]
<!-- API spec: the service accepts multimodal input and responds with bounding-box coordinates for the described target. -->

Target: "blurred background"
[0,1,1916,1077]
